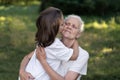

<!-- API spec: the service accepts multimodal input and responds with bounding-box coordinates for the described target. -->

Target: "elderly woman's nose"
[66,25,72,29]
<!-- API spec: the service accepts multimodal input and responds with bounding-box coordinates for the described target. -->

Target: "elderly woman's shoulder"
[79,46,89,58]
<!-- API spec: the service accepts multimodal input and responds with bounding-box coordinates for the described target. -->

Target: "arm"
[65,71,79,80]
[69,40,79,60]
[36,47,79,80]
[19,51,34,80]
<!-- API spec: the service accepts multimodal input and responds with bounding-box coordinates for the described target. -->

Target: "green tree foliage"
[1,0,119,15]
[40,0,120,15]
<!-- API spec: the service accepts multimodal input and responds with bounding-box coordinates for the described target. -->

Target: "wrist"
[40,59,47,64]
[19,69,25,75]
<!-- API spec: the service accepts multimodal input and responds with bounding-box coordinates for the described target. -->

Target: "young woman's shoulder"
[27,50,35,60]
[47,38,65,48]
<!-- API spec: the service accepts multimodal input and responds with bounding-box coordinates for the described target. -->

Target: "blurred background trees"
[0,0,120,15]
[40,0,120,15]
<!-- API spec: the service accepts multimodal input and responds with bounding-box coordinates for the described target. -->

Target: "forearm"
[40,60,65,80]
[70,40,79,60]
[19,51,34,74]
[41,60,79,80]
[19,55,30,74]
[70,47,79,60]
[19,51,35,80]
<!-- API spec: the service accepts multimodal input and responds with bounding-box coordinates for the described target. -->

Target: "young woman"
[19,7,79,80]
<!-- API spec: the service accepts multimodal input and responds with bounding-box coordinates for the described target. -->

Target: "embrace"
[19,7,89,80]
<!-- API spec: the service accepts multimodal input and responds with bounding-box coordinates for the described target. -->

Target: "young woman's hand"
[19,70,34,80]
[70,40,79,60]
[71,40,79,48]
[36,46,46,62]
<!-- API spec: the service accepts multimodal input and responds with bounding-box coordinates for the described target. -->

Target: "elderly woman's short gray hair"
[65,14,84,32]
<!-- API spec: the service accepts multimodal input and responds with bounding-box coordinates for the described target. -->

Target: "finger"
[40,47,46,59]
[36,49,39,58]
[36,47,41,55]
[39,46,43,53]
[39,46,42,52]
[36,47,39,54]
[39,47,44,56]
[40,47,45,54]
[28,73,35,79]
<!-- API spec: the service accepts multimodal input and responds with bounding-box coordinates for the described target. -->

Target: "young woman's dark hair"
[35,7,63,47]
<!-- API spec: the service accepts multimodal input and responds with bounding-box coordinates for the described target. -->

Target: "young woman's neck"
[61,38,75,48]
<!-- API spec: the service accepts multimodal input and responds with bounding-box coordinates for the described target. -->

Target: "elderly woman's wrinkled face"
[62,17,80,39]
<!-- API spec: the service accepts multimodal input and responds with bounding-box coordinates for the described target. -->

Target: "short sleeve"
[69,48,89,75]
[46,38,73,61]
[55,47,73,61]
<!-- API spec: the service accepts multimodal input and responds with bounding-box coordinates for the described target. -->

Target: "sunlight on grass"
[10,17,27,30]
[108,17,119,29]
[84,43,89,47]
[0,16,27,30]
[0,16,6,21]
[85,16,119,30]
[101,47,113,53]
[7,16,12,22]
[0,5,14,11]
[0,16,6,26]
[15,1,40,6]
[0,6,6,10]
[85,20,108,29]
[108,17,116,25]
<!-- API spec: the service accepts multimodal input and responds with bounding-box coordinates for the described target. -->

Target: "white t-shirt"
[25,38,73,80]
[57,46,89,80]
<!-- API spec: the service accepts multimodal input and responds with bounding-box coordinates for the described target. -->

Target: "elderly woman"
[36,14,89,80]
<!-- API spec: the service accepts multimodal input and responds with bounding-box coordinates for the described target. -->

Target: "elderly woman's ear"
[76,32,81,39]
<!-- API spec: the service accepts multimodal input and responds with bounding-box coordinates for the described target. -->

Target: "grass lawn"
[0,4,120,80]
